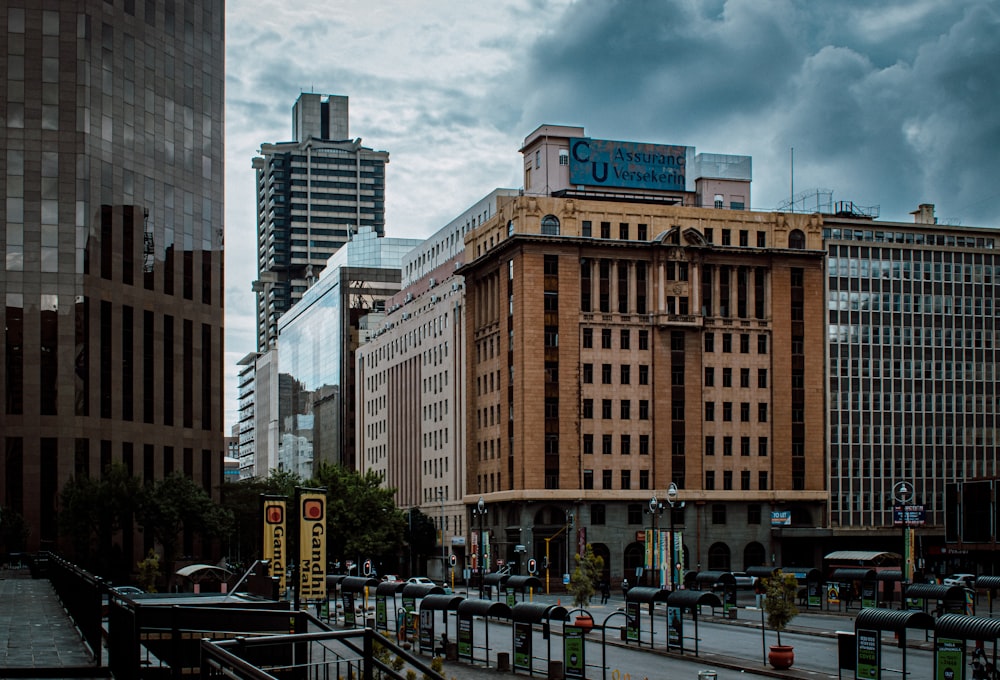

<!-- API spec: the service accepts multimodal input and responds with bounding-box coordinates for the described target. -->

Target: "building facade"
[0,1,226,563]
[456,126,827,583]
[823,204,1000,576]
[253,93,388,350]
[355,190,517,579]
[273,227,421,475]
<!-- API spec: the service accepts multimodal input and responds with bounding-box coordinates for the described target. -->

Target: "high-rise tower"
[0,1,226,569]
[253,93,388,349]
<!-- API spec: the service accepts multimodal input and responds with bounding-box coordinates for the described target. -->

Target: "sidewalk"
[0,568,100,674]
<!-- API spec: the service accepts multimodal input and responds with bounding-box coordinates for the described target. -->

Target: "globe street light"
[472,497,487,599]
[665,482,685,590]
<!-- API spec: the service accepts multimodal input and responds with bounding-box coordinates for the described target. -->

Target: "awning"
[825,551,901,563]
[175,564,233,581]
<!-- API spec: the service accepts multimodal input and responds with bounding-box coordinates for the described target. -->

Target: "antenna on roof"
[789,147,794,213]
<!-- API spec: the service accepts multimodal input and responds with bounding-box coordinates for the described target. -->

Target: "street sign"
[363,559,372,576]
[449,553,457,567]
[528,558,537,574]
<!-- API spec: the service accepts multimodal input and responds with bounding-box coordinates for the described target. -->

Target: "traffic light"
[363,559,372,576]
[449,553,457,567]
[527,558,537,574]
[542,556,549,570]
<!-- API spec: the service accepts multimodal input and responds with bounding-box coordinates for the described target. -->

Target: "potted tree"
[569,544,604,632]
[762,570,799,669]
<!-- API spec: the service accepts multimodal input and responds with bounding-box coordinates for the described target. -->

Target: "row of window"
[582,399,650,420]
[583,468,651,490]
[705,470,769,491]
[582,363,650,385]
[582,433,650,455]
[829,358,998,381]
[582,327,650,350]
[828,292,996,315]
[706,436,768,457]
[705,367,767,388]
[704,332,768,354]
[704,401,768,423]
[825,230,994,248]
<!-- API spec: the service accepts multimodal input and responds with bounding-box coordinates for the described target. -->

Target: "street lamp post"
[665,482,685,591]
[472,497,487,599]
[645,496,665,588]
[892,480,913,583]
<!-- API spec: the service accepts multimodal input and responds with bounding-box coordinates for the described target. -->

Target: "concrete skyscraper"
[0,1,226,567]
[253,93,388,350]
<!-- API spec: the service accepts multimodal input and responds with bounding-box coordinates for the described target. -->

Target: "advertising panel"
[419,609,433,654]
[856,629,880,680]
[935,638,964,680]
[564,626,586,679]
[298,491,327,601]
[458,616,473,659]
[514,622,532,671]
[667,606,683,649]
[569,138,692,192]
[262,497,287,592]
[626,601,641,642]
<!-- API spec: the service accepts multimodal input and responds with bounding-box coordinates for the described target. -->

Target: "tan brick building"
[458,127,827,584]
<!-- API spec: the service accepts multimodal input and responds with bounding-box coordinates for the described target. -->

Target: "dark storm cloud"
[510,0,1000,224]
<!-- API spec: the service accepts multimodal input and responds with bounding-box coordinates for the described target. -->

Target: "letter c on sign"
[571,140,590,163]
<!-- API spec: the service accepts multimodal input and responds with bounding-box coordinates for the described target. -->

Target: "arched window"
[541,215,560,236]
[743,541,766,569]
[788,229,806,249]
[708,542,731,571]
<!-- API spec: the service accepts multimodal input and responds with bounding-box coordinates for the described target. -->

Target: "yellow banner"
[262,498,287,592]
[298,492,327,601]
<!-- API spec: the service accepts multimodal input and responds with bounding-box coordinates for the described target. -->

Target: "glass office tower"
[0,1,226,570]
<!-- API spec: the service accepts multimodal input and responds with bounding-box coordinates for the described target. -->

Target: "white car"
[943,573,976,588]
[406,576,434,586]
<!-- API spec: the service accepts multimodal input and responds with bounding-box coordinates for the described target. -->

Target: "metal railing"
[201,627,445,680]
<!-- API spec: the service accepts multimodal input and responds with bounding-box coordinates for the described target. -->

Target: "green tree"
[310,463,405,574]
[762,570,799,646]
[58,463,141,578]
[220,470,301,567]
[0,508,29,556]
[136,473,233,583]
[570,544,605,608]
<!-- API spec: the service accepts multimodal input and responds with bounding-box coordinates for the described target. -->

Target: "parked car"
[112,585,145,596]
[943,573,976,588]
[380,574,401,583]
[406,576,434,586]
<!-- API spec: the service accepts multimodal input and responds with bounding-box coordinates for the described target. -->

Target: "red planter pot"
[768,644,795,669]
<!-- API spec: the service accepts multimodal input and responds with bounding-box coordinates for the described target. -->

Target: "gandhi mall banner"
[261,497,287,592]
[298,490,327,601]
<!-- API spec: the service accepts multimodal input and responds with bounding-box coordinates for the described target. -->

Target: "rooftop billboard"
[569,137,693,192]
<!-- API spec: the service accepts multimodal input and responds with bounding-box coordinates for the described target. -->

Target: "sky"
[223,0,1000,431]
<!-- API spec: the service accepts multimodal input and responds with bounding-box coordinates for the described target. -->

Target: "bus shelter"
[416,594,464,657]
[483,573,507,599]
[455,599,511,668]
[974,576,1000,616]
[664,590,723,657]
[622,587,672,648]
[374,580,406,631]
[935,613,1000,678]
[510,602,568,676]
[876,570,904,608]
[503,575,543,604]
[693,571,738,614]
[783,567,824,609]
[852,608,935,679]
[338,576,379,628]
[904,584,969,617]
[829,568,876,611]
